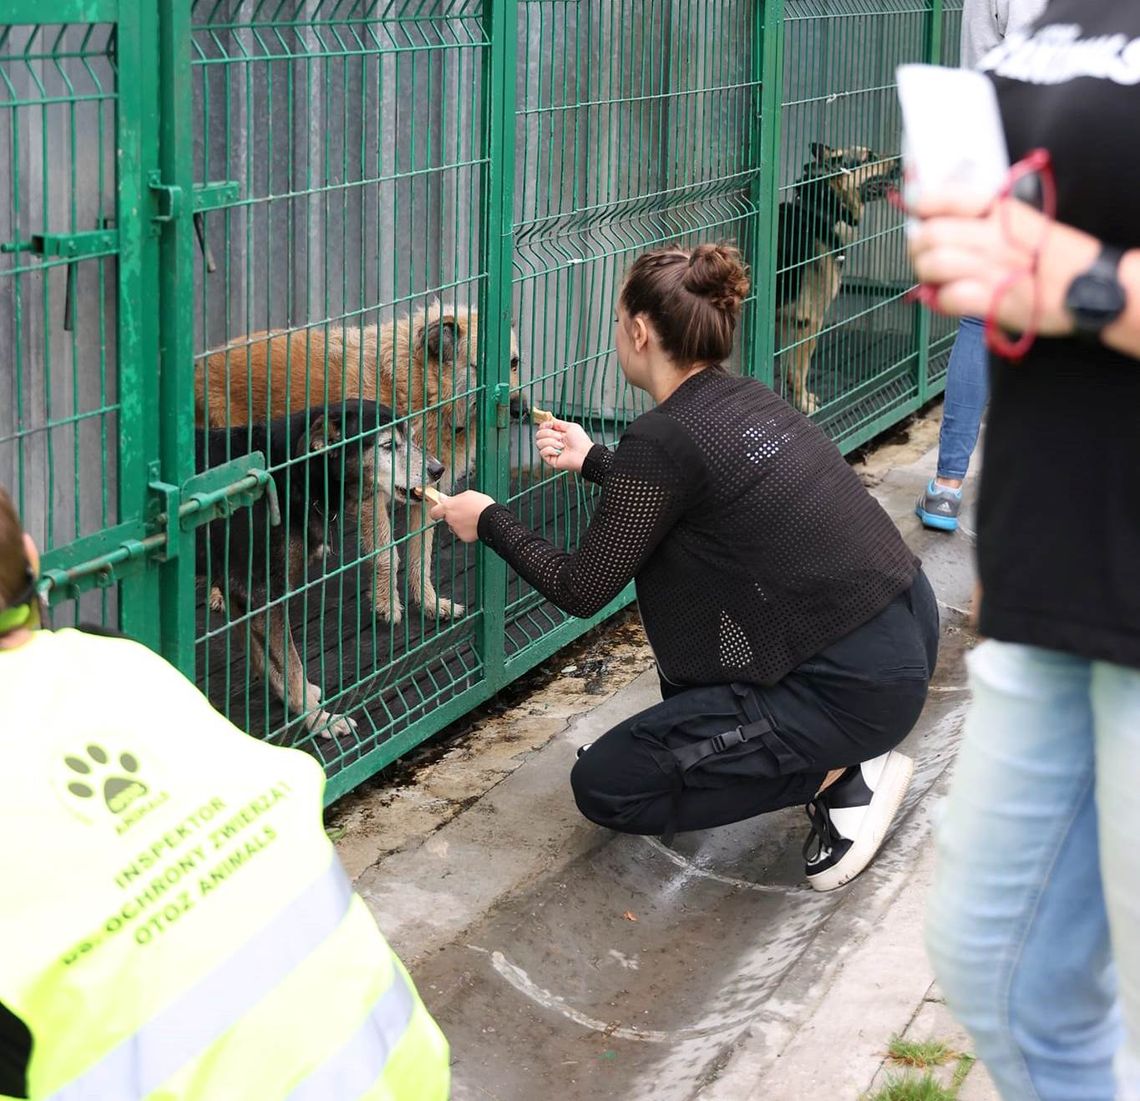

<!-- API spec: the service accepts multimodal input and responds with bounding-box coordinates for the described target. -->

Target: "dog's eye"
[510,355,520,370]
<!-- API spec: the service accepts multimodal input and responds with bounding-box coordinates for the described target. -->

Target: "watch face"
[1068,272,1127,330]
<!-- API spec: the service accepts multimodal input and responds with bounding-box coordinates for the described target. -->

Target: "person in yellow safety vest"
[0,484,450,1101]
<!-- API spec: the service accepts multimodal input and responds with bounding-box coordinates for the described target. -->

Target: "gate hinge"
[150,173,241,224]
[38,455,277,604]
[148,171,183,223]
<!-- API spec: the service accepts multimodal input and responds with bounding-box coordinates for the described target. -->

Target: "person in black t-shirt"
[910,3,1140,1097]
[431,243,939,893]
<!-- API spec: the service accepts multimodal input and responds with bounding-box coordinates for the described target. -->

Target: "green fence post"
[146,0,199,675]
[114,0,164,649]
[914,0,944,407]
[747,0,784,387]
[478,0,518,691]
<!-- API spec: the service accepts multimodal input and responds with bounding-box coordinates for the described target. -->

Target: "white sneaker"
[802,750,914,892]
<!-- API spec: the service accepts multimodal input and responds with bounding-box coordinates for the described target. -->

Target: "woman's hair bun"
[681,243,750,315]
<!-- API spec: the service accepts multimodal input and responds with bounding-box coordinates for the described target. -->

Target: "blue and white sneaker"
[915,479,962,532]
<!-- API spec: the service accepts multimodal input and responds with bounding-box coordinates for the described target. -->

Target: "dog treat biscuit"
[530,406,555,425]
[419,485,442,505]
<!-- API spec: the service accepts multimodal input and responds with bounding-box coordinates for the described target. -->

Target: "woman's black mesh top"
[478,369,919,686]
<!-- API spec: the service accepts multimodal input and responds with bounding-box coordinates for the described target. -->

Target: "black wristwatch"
[1064,244,1127,339]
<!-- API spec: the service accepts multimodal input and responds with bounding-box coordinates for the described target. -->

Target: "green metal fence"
[1,0,961,804]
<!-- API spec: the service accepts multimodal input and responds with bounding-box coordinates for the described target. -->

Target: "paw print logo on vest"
[64,745,149,816]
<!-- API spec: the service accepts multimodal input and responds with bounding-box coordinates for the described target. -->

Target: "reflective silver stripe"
[49,855,354,1100]
[287,966,416,1101]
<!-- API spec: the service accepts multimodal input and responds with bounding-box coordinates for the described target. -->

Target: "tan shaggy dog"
[195,302,521,624]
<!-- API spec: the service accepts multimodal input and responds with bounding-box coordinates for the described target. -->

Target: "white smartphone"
[896,64,1010,221]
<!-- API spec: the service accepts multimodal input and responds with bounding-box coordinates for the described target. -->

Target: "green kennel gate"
[1,0,962,804]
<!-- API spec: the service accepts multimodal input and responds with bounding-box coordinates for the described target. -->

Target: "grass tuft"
[865,1072,957,1101]
[886,1036,954,1069]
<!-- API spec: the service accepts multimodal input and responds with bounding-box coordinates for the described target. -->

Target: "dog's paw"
[310,709,358,741]
[414,588,462,620]
[411,583,463,620]
[794,390,820,415]
[208,585,226,615]
[374,592,403,626]
[432,597,465,620]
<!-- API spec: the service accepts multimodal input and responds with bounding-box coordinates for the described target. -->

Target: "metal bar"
[476,0,518,692]
[39,518,151,600]
[914,0,944,407]
[37,464,271,602]
[154,0,199,676]
[748,0,784,386]
[114,0,163,648]
[190,180,241,213]
[0,229,118,258]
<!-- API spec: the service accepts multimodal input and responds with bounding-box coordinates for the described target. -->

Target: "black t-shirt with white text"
[976,0,1140,667]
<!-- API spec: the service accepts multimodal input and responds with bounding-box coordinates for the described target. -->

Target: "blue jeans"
[937,316,988,481]
[927,641,1140,1100]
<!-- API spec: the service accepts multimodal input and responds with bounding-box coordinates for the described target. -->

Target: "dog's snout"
[509,395,529,420]
[427,457,446,483]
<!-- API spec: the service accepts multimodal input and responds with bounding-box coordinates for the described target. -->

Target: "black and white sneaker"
[802,750,914,892]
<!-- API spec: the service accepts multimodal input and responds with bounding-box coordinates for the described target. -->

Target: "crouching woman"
[432,243,938,891]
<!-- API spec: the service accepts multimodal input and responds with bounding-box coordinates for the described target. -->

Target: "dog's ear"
[810,142,832,164]
[296,414,342,457]
[424,314,461,365]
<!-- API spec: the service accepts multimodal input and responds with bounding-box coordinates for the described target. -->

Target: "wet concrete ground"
[412,620,971,1101]
[338,420,980,1100]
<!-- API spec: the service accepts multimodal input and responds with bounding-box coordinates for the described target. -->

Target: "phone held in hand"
[896,64,1010,228]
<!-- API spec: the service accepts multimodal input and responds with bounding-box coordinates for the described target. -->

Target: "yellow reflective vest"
[0,628,449,1100]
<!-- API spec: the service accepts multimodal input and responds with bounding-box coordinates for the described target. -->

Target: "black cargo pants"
[570,570,940,838]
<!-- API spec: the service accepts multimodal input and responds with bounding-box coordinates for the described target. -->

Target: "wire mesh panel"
[0,9,162,640]
[188,0,490,788]
[504,0,760,663]
[4,0,972,801]
[777,0,935,451]
[0,22,117,625]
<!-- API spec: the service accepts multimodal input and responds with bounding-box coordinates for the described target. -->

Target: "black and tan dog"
[776,144,901,414]
[195,401,443,738]
[195,303,522,624]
